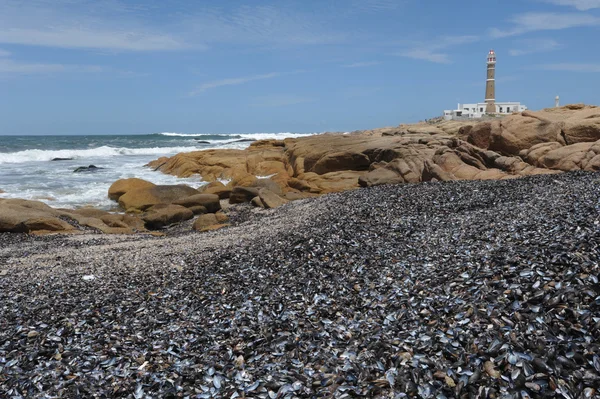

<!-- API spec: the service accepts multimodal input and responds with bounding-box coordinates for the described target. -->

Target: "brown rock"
[252,178,284,195]
[284,192,318,201]
[359,167,405,187]
[215,211,229,223]
[484,105,600,156]
[200,181,232,199]
[464,122,492,149]
[288,177,313,191]
[143,204,194,229]
[192,213,218,231]
[0,199,75,233]
[108,178,155,201]
[251,196,265,208]
[118,185,199,212]
[173,194,221,213]
[258,188,289,209]
[229,186,260,204]
[188,205,208,215]
[312,151,371,175]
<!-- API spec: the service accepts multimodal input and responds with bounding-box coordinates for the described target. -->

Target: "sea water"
[0,132,314,210]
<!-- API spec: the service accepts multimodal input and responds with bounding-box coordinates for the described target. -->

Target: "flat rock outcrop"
[118,185,199,212]
[0,198,146,234]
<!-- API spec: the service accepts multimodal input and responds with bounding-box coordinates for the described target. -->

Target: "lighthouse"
[485,50,496,114]
[442,50,528,120]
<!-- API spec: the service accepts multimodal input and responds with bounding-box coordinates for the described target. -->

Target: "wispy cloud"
[0,59,104,75]
[401,49,451,64]
[541,0,600,10]
[0,49,10,57]
[342,61,381,68]
[535,63,600,72]
[397,35,478,64]
[190,72,286,96]
[490,12,600,37]
[251,94,314,107]
[181,5,346,48]
[348,0,404,12]
[509,38,561,55]
[0,28,189,51]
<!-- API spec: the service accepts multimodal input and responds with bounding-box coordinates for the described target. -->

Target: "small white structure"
[444,102,527,120]
[555,96,560,108]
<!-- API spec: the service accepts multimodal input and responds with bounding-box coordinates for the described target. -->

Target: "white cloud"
[343,61,381,68]
[401,49,451,64]
[251,94,314,107]
[542,0,600,10]
[0,49,10,57]
[490,12,600,37]
[397,35,478,64]
[190,72,283,96]
[536,63,600,72]
[0,59,104,74]
[509,38,561,55]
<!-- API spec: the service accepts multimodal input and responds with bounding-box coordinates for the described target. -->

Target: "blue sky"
[0,0,599,135]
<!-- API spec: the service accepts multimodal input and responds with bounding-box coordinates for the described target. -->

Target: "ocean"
[0,132,314,210]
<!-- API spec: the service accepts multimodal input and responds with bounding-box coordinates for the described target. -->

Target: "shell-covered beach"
[1,171,599,398]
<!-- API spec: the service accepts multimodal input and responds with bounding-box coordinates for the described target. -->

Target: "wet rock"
[50,157,73,161]
[73,165,104,173]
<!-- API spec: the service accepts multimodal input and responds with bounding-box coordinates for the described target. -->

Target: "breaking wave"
[0,145,202,164]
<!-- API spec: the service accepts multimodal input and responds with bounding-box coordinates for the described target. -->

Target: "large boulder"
[484,105,600,156]
[118,185,199,212]
[463,122,492,149]
[108,178,156,201]
[143,204,194,229]
[173,194,221,213]
[0,199,74,233]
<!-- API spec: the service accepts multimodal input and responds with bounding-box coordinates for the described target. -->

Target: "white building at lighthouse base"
[443,102,527,120]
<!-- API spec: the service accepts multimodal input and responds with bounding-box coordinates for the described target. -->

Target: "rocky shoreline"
[1,171,599,397]
[1,104,599,235]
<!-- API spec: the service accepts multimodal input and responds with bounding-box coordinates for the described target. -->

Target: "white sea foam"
[0,145,202,164]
